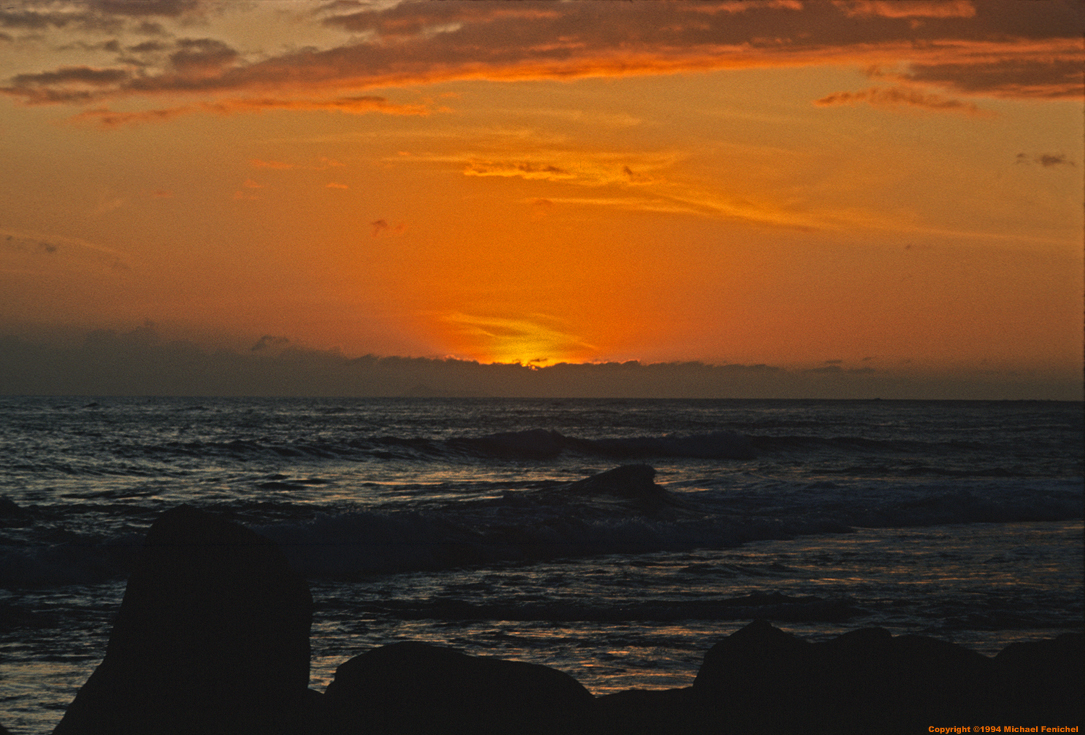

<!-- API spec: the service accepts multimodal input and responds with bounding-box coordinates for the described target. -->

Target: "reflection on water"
[303,520,1082,694]
[2,398,1080,733]
[3,521,1081,732]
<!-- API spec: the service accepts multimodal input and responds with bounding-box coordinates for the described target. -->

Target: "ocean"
[1,397,1082,733]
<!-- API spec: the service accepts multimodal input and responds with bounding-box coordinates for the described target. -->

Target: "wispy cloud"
[251,157,345,171]
[463,160,576,182]
[251,159,296,170]
[1,227,131,271]
[66,94,434,127]
[813,84,992,115]
[441,312,596,365]
[389,140,859,230]
[834,1,978,19]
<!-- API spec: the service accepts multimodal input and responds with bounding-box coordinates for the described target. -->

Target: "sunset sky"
[1,0,1082,398]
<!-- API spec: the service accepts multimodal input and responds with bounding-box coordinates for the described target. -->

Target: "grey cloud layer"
[1,326,1078,400]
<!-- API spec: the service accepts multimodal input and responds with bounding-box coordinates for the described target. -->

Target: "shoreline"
[26,507,1082,735]
[3,518,1083,733]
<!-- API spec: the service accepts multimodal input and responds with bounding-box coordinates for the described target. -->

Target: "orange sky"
[1,0,1082,397]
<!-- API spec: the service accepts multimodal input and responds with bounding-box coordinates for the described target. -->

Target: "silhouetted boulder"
[321,641,596,734]
[563,622,1084,735]
[566,464,674,509]
[994,632,1084,722]
[596,687,705,735]
[0,495,20,513]
[690,618,818,732]
[53,505,313,735]
[682,620,1082,734]
[694,621,1002,732]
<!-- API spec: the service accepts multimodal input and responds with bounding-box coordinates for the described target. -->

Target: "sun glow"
[440,313,596,367]
[0,0,1081,398]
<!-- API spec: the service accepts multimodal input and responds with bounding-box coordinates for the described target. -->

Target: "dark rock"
[566,464,673,509]
[887,634,995,719]
[595,688,705,735]
[685,620,1085,734]
[596,623,1082,735]
[53,505,313,735]
[692,618,817,732]
[321,641,596,734]
[994,632,1084,722]
[0,495,25,517]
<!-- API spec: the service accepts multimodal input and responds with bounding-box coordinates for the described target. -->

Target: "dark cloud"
[284,0,1085,102]
[89,0,200,18]
[169,37,239,75]
[834,1,977,19]
[128,40,168,53]
[2,0,1081,111]
[1037,154,1075,167]
[1016,152,1076,167]
[902,57,1085,99]
[1,9,77,30]
[806,364,844,374]
[0,327,1077,399]
[10,65,130,86]
[251,334,290,352]
[57,38,123,53]
[134,20,168,35]
[0,2,196,47]
[369,219,406,237]
[0,7,124,33]
[2,65,131,103]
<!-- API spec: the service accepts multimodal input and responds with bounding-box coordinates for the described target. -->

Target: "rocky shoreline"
[32,506,1084,735]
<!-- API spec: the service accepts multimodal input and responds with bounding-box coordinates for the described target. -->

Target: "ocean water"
[1,397,1082,733]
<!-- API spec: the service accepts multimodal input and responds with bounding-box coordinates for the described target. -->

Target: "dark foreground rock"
[321,641,597,735]
[53,505,313,735]
[598,619,1084,735]
[51,505,1081,735]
